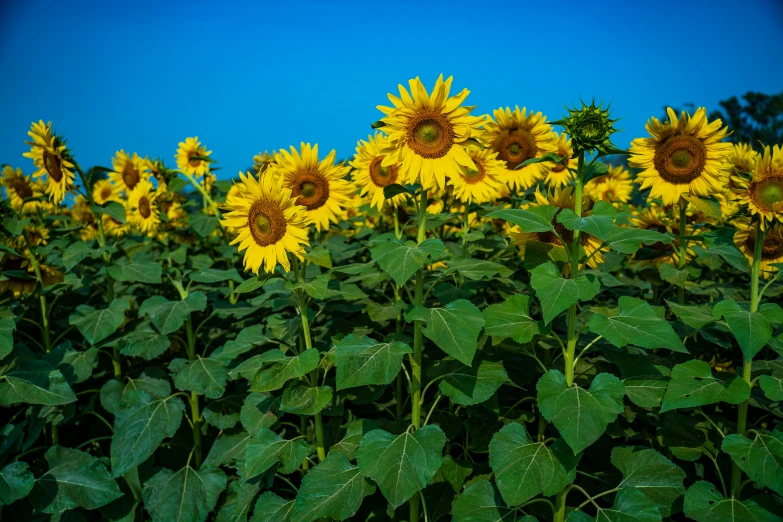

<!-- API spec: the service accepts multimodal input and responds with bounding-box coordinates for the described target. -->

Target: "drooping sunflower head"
[734,218,783,279]
[727,143,760,175]
[253,151,276,174]
[585,165,634,206]
[377,75,484,191]
[448,146,505,204]
[176,136,212,177]
[733,145,783,229]
[22,120,76,204]
[221,171,311,274]
[144,157,169,192]
[269,143,352,231]
[109,150,150,194]
[350,133,406,210]
[543,133,576,188]
[0,255,63,297]
[630,107,732,206]
[127,178,160,236]
[555,100,620,156]
[628,204,693,268]
[71,195,96,227]
[483,106,557,191]
[92,179,120,205]
[2,166,44,213]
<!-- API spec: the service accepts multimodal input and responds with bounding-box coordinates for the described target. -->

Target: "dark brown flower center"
[101,187,113,200]
[12,179,33,199]
[653,135,707,184]
[406,109,454,158]
[122,164,140,190]
[495,129,537,170]
[462,158,486,185]
[248,198,287,246]
[292,171,330,210]
[369,156,398,187]
[188,153,203,168]
[752,176,783,212]
[138,196,152,218]
[745,229,783,259]
[43,151,64,182]
[551,156,570,173]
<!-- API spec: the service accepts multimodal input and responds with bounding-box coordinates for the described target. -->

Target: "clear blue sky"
[2,0,782,179]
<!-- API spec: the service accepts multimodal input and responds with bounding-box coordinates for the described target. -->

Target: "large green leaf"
[452,480,518,522]
[290,453,375,521]
[588,296,686,352]
[713,300,775,360]
[427,357,508,406]
[567,488,661,522]
[683,481,779,522]
[537,371,625,453]
[189,268,244,283]
[99,368,170,414]
[250,492,295,522]
[357,425,446,508]
[611,446,685,517]
[107,261,162,283]
[279,384,332,415]
[0,356,76,406]
[42,343,98,385]
[0,316,16,360]
[486,205,558,233]
[62,241,103,270]
[530,263,600,324]
[760,375,783,401]
[445,258,513,280]
[69,298,129,345]
[251,349,319,392]
[666,301,716,329]
[203,432,252,468]
[335,334,412,390]
[489,422,571,506]
[405,299,485,366]
[216,478,260,522]
[557,200,617,240]
[142,466,226,522]
[660,360,750,413]
[29,445,122,514]
[603,226,671,254]
[370,237,444,286]
[244,428,309,478]
[209,325,269,365]
[0,461,34,506]
[117,323,171,360]
[240,392,279,436]
[138,292,207,335]
[722,431,783,496]
[169,357,228,399]
[482,294,541,344]
[329,419,379,461]
[110,394,186,477]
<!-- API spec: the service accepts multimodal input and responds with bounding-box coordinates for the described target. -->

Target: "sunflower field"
[2,75,783,522]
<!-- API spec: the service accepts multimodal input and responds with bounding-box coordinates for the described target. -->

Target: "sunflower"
[630,107,732,206]
[448,147,505,204]
[24,223,49,247]
[543,133,576,188]
[144,157,169,192]
[102,211,130,238]
[176,137,212,177]
[109,150,149,194]
[127,179,160,235]
[734,218,783,279]
[376,75,484,190]
[2,166,45,213]
[585,165,634,206]
[269,143,352,231]
[22,120,75,204]
[221,171,310,274]
[0,255,63,297]
[253,151,276,174]
[733,145,783,229]
[628,205,694,268]
[92,179,120,205]
[71,195,97,227]
[483,106,557,191]
[726,143,759,176]
[350,133,406,210]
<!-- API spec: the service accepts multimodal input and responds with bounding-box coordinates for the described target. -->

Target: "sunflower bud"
[555,100,619,156]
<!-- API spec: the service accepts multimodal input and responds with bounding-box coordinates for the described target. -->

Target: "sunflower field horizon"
[3,63,783,522]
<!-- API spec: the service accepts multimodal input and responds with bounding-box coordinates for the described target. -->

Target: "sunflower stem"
[677,198,688,305]
[731,221,766,498]
[180,171,228,237]
[185,318,202,469]
[393,209,402,240]
[564,151,585,388]
[461,203,470,258]
[23,232,52,354]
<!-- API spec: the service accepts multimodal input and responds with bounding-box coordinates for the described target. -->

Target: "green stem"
[461,204,470,258]
[553,487,568,522]
[564,151,585,388]
[299,291,326,462]
[393,208,402,239]
[677,198,688,305]
[185,319,202,469]
[23,233,52,353]
[181,171,227,237]
[731,222,766,498]
[394,284,404,420]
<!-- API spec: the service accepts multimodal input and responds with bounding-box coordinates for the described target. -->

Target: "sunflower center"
[462,159,486,185]
[101,187,113,200]
[745,230,783,259]
[653,135,707,184]
[497,129,537,170]
[188,153,202,168]
[138,196,151,218]
[369,156,398,187]
[753,177,783,211]
[552,156,569,173]
[406,109,455,159]
[12,180,33,199]
[292,171,330,210]
[603,189,616,200]
[248,198,287,246]
[123,166,140,190]
[43,151,64,182]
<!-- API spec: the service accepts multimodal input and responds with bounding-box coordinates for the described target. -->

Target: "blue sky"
[1,0,782,179]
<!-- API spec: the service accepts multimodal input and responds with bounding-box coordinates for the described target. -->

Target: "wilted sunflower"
[377,75,484,190]
[628,205,693,268]
[253,151,276,174]
[0,254,63,297]
[92,179,120,205]
[733,145,783,229]
[22,120,75,204]
[483,106,557,191]
[109,150,149,194]
[221,171,310,274]
[630,107,732,206]
[127,178,160,235]
[448,147,505,204]
[350,133,406,210]
[176,137,212,177]
[585,165,634,206]
[543,133,576,188]
[726,143,760,176]
[734,218,783,279]
[270,143,352,231]
[2,166,45,213]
